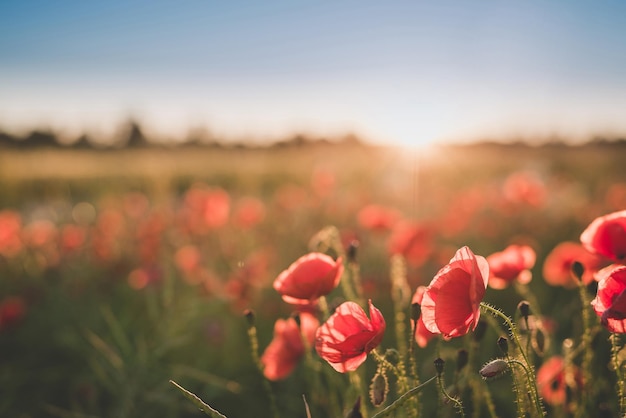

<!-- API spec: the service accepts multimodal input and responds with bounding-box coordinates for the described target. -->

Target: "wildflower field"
[2,141,626,418]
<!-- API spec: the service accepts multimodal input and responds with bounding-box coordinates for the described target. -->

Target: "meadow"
[2,140,626,418]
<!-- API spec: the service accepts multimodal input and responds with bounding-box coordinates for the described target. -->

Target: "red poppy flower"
[273,253,344,305]
[315,300,385,373]
[536,356,583,406]
[411,286,437,348]
[543,241,607,287]
[203,188,230,229]
[261,312,319,381]
[486,244,536,289]
[502,170,546,208]
[580,210,626,263]
[357,204,400,232]
[591,264,626,333]
[387,221,434,267]
[420,246,489,339]
[233,197,265,229]
[0,210,23,258]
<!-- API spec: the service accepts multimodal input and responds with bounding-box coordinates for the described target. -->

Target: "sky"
[1,1,626,148]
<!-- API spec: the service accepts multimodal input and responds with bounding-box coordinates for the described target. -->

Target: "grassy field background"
[1,141,626,417]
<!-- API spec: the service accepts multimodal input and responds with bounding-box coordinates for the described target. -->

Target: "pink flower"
[581,210,626,263]
[590,264,626,333]
[536,356,583,407]
[486,244,536,289]
[543,241,608,287]
[273,253,343,305]
[315,300,385,373]
[411,286,437,348]
[357,204,400,232]
[387,221,434,267]
[261,312,319,381]
[420,246,489,339]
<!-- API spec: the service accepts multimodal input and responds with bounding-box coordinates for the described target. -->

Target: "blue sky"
[1,1,626,147]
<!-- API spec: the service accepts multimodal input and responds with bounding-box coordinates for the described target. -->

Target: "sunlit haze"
[2,1,626,148]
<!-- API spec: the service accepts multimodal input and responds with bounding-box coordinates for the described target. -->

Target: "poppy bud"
[243,309,255,327]
[479,359,509,380]
[369,372,388,407]
[497,337,509,355]
[571,261,584,282]
[434,357,445,376]
[347,240,359,263]
[517,300,530,320]
[410,302,421,322]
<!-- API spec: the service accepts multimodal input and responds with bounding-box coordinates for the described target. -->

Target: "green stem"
[437,371,465,418]
[370,376,436,418]
[576,280,594,418]
[247,323,279,418]
[611,333,625,416]
[480,302,545,418]
[170,380,228,418]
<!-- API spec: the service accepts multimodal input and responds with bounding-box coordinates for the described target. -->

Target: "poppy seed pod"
[369,372,388,407]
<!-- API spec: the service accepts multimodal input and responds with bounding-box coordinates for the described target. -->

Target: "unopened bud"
[456,349,469,372]
[571,261,584,282]
[347,240,359,263]
[434,357,445,376]
[243,309,255,327]
[410,303,421,322]
[517,301,531,320]
[479,359,509,380]
[369,372,388,407]
[497,337,509,355]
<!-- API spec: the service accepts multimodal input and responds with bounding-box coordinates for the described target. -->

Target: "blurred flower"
[273,253,343,305]
[387,221,434,267]
[203,188,230,229]
[536,356,583,407]
[0,210,23,258]
[591,264,626,333]
[420,246,489,339]
[233,197,265,229]
[261,312,319,381]
[311,167,336,198]
[502,170,546,208]
[180,185,230,234]
[543,241,608,287]
[357,204,400,232]
[580,210,626,263]
[60,224,87,254]
[274,184,308,211]
[605,183,626,211]
[315,300,385,373]
[0,296,26,331]
[175,244,203,284]
[486,244,536,289]
[127,266,161,290]
[23,219,57,248]
[123,192,150,219]
[410,286,437,348]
